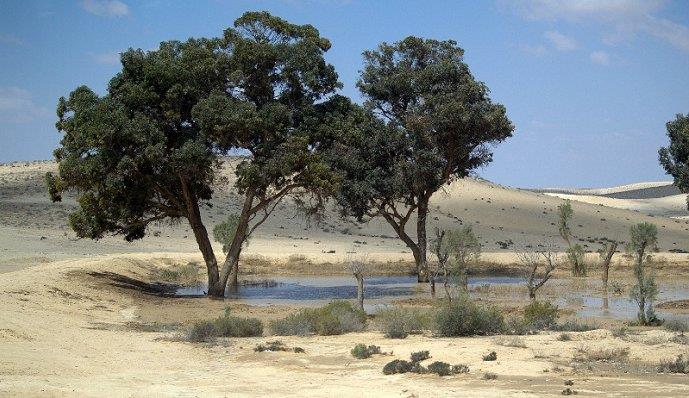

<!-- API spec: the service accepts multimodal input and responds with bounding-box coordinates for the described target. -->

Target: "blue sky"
[1,0,688,188]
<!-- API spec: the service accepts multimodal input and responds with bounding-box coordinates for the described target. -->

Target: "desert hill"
[1,159,688,272]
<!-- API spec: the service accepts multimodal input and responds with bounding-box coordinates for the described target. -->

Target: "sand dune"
[2,160,689,272]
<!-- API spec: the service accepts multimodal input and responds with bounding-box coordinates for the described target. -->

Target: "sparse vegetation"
[383,350,469,377]
[558,201,587,276]
[665,319,688,335]
[482,372,498,380]
[187,313,263,342]
[555,319,599,332]
[351,344,382,359]
[523,300,559,330]
[576,346,629,362]
[254,341,304,353]
[375,306,429,339]
[426,361,452,376]
[627,222,660,326]
[482,351,497,361]
[657,354,689,374]
[382,359,413,375]
[517,245,560,300]
[270,301,366,336]
[494,336,527,348]
[410,350,431,362]
[557,333,572,341]
[431,226,481,300]
[435,296,505,337]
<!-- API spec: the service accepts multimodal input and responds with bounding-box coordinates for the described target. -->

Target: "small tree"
[431,226,481,303]
[517,245,560,300]
[627,222,659,325]
[659,113,689,208]
[349,258,367,312]
[598,241,618,292]
[557,200,586,276]
[330,37,513,283]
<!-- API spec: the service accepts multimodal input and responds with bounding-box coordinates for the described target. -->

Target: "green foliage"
[665,319,688,335]
[328,36,513,277]
[627,222,659,325]
[426,361,452,376]
[659,113,689,208]
[375,306,429,339]
[432,226,481,290]
[187,320,217,343]
[523,301,559,330]
[254,340,304,353]
[382,359,413,375]
[482,372,498,380]
[554,320,599,332]
[270,301,366,336]
[187,314,263,342]
[434,296,505,337]
[410,350,431,363]
[567,244,587,277]
[213,214,242,254]
[557,200,587,276]
[557,201,574,243]
[351,344,382,359]
[482,351,497,361]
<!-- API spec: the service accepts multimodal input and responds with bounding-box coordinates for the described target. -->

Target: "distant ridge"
[532,181,680,199]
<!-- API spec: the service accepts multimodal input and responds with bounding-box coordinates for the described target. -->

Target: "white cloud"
[0,34,24,46]
[91,51,121,65]
[519,43,547,56]
[590,50,610,65]
[81,0,129,17]
[0,87,51,124]
[506,0,689,52]
[544,30,578,51]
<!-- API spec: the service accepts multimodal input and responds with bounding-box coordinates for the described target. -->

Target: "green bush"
[435,297,505,337]
[213,316,263,337]
[664,319,688,335]
[376,307,429,339]
[555,319,598,332]
[452,364,470,374]
[482,351,497,361]
[427,361,452,376]
[351,344,382,359]
[187,320,216,343]
[410,350,431,363]
[523,301,558,330]
[270,301,366,336]
[187,315,263,342]
[383,359,413,375]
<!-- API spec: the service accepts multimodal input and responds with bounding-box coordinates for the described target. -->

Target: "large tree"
[659,113,689,208]
[48,12,340,297]
[330,37,513,282]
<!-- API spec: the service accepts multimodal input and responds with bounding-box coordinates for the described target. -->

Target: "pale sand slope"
[1,255,688,397]
[2,160,689,272]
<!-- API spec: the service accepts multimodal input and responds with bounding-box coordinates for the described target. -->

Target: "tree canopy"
[659,113,689,208]
[48,11,343,296]
[330,36,513,281]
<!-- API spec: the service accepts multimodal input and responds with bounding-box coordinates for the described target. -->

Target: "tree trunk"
[528,287,536,300]
[355,273,364,312]
[217,193,254,291]
[180,177,222,297]
[416,197,430,283]
[601,242,617,290]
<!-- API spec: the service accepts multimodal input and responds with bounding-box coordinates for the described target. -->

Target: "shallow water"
[175,275,689,321]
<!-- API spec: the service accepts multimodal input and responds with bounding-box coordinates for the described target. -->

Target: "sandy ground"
[2,160,689,396]
[1,255,689,397]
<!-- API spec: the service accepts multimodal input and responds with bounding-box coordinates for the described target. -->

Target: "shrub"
[187,320,216,343]
[376,307,429,339]
[254,340,305,353]
[351,344,382,359]
[410,350,431,363]
[482,372,498,380]
[557,333,572,342]
[383,359,413,375]
[427,361,452,376]
[482,351,497,361]
[435,297,505,337]
[270,301,366,336]
[657,354,689,374]
[577,346,629,362]
[611,327,628,338]
[555,320,598,332]
[213,316,263,337]
[187,315,263,342]
[523,301,558,330]
[505,315,529,335]
[664,319,688,335]
[452,364,470,374]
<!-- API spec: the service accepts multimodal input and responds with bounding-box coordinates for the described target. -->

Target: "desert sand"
[1,159,689,397]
